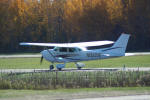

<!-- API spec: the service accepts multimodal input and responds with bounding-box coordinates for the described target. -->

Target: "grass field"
[0,55,150,99]
[0,87,150,100]
[0,55,150,69]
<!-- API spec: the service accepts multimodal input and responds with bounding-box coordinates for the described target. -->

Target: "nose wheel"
[77,67,81,70]
[58,68,62,71]
[50,65,54,70]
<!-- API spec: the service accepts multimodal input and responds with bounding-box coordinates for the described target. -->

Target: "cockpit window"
[54,47,59,52]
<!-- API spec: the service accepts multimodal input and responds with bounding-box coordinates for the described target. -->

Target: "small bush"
[137,74,150,86]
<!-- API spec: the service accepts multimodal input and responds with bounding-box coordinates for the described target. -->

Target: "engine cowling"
[75,62,85,69]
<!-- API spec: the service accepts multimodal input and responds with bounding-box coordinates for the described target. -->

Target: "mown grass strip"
[0,87,150,99]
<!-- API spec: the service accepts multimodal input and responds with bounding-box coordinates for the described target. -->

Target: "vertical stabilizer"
[111,33,130,56]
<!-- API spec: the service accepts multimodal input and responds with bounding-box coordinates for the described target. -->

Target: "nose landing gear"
[50,65,54,70]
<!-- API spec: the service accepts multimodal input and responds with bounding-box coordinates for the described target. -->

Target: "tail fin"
[111,33,130,56]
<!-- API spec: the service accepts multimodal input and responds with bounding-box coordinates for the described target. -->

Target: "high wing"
[20,41,114,47]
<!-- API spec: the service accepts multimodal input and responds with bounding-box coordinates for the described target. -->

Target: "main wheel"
[58,68,62,71]
[50,65,54,70]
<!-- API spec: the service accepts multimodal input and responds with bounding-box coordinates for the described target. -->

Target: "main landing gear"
[49,63,65,71]
[75,62,85,70]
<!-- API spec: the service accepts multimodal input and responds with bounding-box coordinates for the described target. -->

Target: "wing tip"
[19,42,30,46]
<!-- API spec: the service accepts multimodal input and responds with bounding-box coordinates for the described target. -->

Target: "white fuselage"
[40,33,130,64]
[40,47,123,63]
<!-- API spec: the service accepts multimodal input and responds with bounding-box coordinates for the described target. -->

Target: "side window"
[59,47,67,52]
[69,48,76,52]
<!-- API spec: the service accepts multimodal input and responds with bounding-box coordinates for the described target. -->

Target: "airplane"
[20,33,130,70]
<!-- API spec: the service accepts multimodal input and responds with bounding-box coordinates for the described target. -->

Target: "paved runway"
[1,67,150,73]
[74,95,150,100]
[0,52,150,58]
[0,68,118,73]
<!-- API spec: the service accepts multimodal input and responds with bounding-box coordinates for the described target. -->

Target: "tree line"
[0,0,150,52]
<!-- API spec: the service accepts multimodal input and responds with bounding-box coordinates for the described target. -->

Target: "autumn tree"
[0,0,150,52]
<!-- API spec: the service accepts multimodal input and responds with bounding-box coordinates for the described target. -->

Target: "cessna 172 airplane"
[20,33,130,70]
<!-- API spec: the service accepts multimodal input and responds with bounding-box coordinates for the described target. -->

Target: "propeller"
[40,47,46,64]
[40,56,43,64]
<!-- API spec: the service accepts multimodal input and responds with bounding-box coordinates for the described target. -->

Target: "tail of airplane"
[106,33,130,56]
